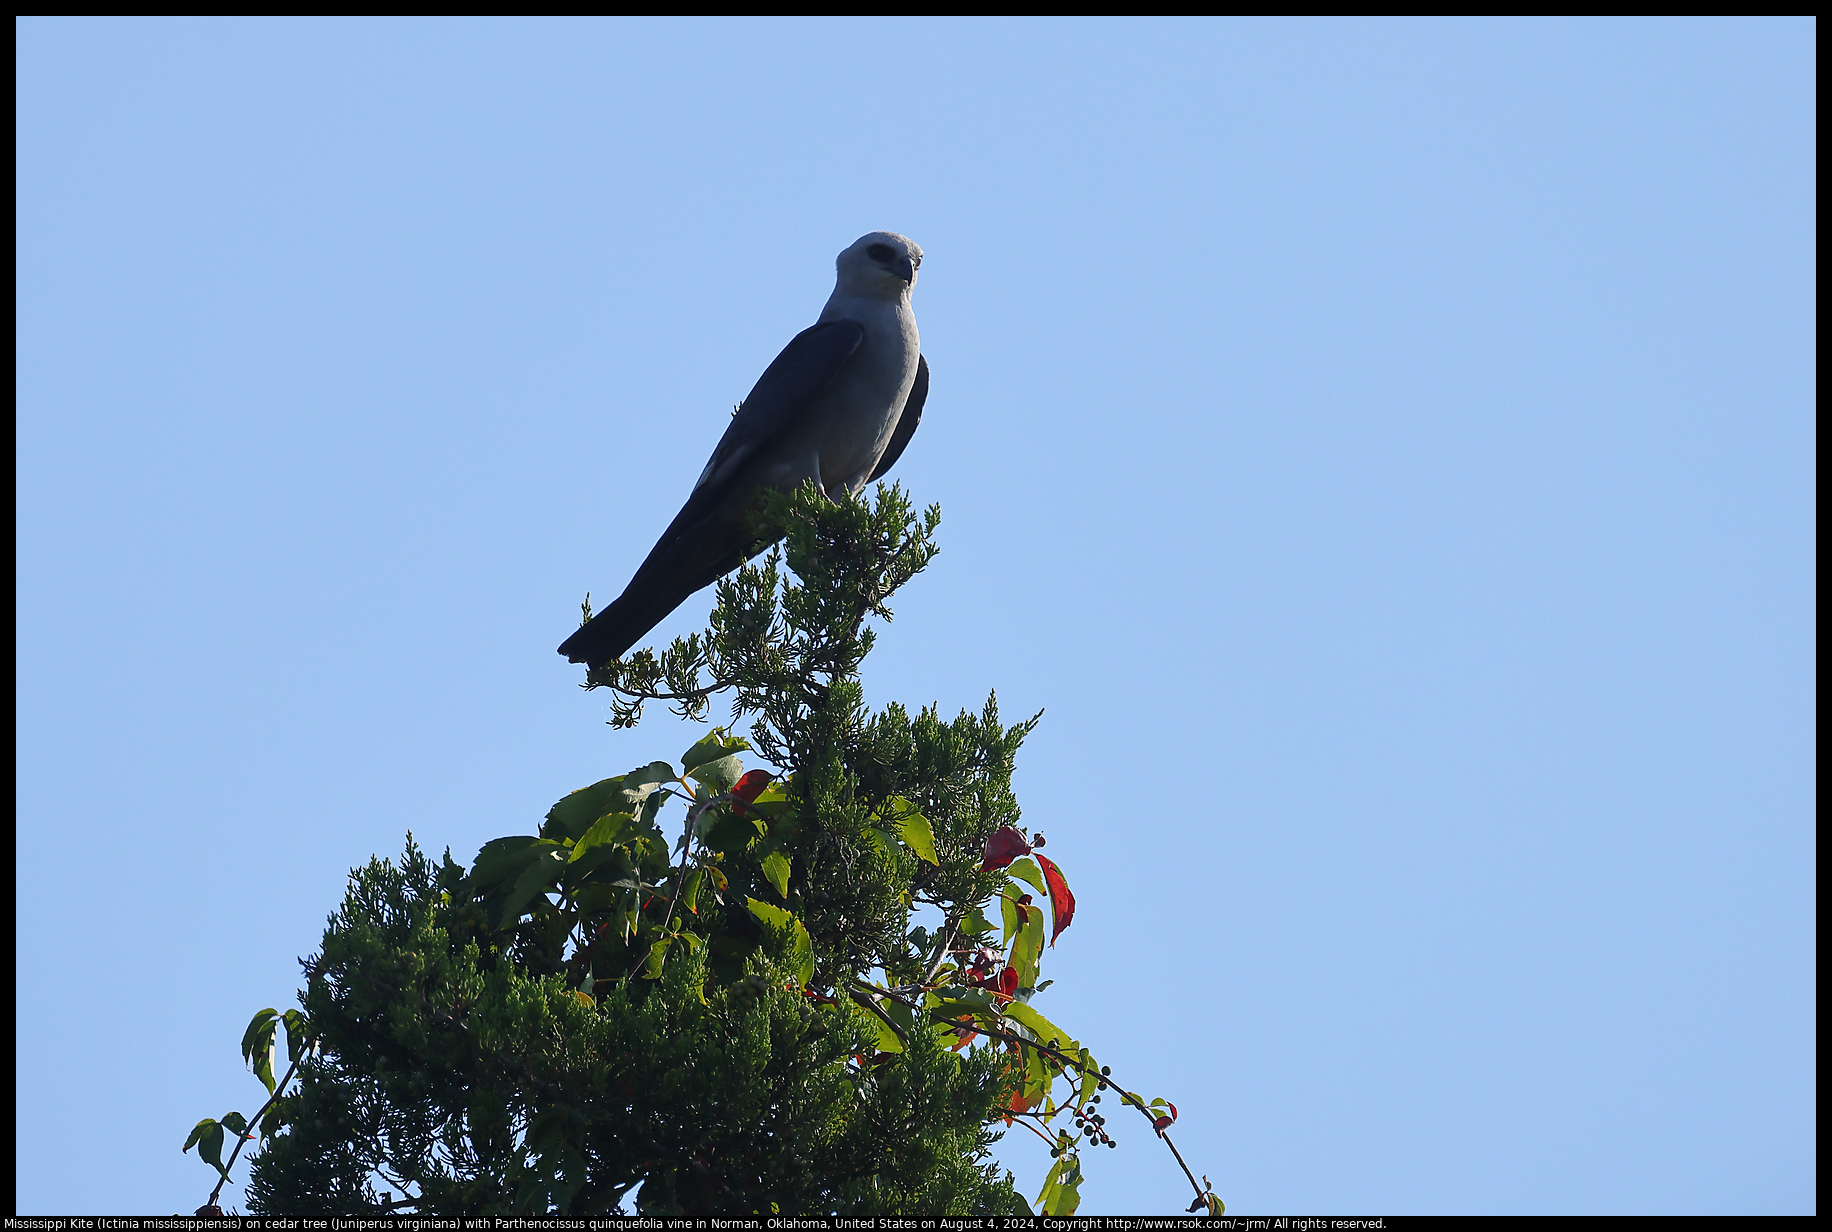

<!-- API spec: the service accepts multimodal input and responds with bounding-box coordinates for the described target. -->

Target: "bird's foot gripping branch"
[189,484,1220,1217]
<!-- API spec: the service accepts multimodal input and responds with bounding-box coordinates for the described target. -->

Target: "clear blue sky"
[15,17,1814,1216]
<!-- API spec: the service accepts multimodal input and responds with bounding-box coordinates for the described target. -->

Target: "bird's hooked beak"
[896,255,916,284]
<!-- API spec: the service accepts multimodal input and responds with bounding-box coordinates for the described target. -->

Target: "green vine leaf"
[1006,856,1046,895]
[640,934,673,980]
[1009,899,1045,990]
[746,897,813,987]
[881,797,939,866]
[688,753,743,793]
[569,811,631,862]
[761,850,791,899]
[1038,1151,1083,1215]
[545,776,634,842]
[240,1008,279,1095]
[498,841,570,928]
[280,1009,312,1064]
[1004,1001,1077,1056]
[680,729,750,774]
[185,1118,227,1176]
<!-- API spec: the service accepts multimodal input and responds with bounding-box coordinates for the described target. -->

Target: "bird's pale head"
[836,231,923,300]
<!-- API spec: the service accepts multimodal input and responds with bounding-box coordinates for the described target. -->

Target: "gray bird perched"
[559,231,929,668]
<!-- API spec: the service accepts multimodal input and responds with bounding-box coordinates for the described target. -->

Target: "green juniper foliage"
[192,484,1217,1217]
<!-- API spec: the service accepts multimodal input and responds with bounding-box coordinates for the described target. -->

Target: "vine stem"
[626,786,729,980]
[1006,1114,1057,1147]
[852,980,1209,1207]
[922,914,962,985]
[205,1054,301,1210]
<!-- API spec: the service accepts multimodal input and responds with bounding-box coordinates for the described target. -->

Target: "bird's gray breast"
[813,363,912,492]
[784,314,917,496]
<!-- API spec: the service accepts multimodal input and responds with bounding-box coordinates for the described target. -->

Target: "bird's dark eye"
[866,243,895,262]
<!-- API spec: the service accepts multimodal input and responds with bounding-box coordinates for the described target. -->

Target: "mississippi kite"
[559,231,929,668]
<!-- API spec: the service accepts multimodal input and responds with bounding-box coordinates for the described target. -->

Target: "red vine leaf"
[980,826,1032,870]
[946,1014,977,1051]
[1004,1083,1043,1124]
[730,770,773,816]
[1034,853,1076,944]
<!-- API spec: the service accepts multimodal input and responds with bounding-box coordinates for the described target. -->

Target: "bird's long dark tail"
[557,498,763,668]
[556,590,675,669]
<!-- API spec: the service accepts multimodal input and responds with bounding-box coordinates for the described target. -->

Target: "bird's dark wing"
[693,319,866,496]
[556,319,867,668]
[868,353,927,482]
